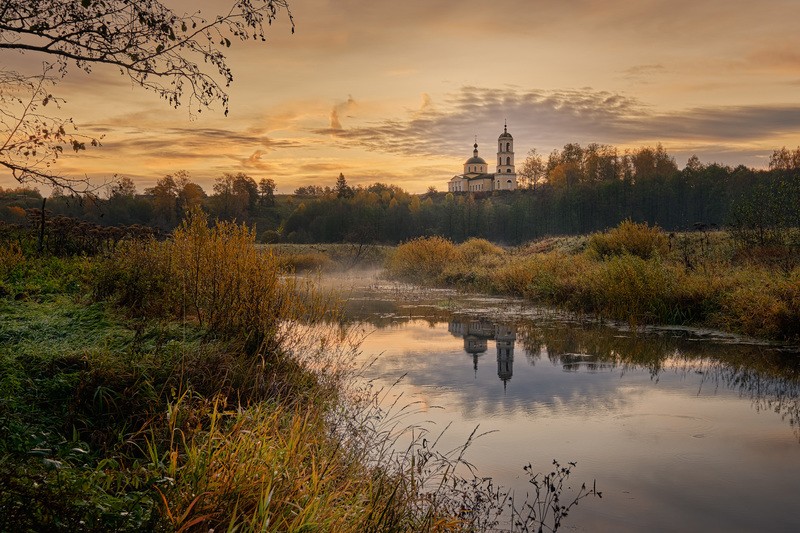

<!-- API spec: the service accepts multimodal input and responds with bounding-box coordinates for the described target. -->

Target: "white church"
[448,122,518,193]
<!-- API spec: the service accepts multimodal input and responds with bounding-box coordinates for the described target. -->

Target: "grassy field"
[385,222,800,341]
[0,213,597,532]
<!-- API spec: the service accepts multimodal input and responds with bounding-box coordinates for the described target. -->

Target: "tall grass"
[384,222,800,340]
[153,396,390,532]
[269,243,391,272]
[0,241,23,275]
[587,255,674,327]
[3,214,601,532]
[0,242,24,295]
[95,209,331,354]
[587,219,668,260]
[387,236,458,280]
[716,266,800,338]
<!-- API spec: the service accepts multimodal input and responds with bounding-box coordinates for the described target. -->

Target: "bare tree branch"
[0,0,293,191]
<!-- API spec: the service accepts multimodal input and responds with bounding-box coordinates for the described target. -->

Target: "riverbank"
[0,217,395,530]
[0,213,596,532]
[384,222,800,341]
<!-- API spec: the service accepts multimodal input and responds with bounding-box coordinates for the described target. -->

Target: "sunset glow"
[3,0,800,193]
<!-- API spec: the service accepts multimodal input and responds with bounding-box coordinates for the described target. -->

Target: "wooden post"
[38,197,46,253]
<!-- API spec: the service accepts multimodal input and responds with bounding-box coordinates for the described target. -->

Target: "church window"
[506,157,511,165]
[506,142,510,151]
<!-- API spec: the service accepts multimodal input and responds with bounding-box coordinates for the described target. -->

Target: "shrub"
[669,268,725,324]
[717,267,800,339]
[495,252,592,307]
[95,210,328,354]
[0,243,25,295]
[587,254,674,326]
[93,238,176,320]
[0,242,24,277]
[434,239,507,289]
[386,236,457,281]
[456,238,504,263]
[277,251,333,272]
[732,241,800,273]
[587,220,668,260]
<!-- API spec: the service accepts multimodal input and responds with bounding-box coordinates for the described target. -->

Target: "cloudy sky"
[3,0,800,193]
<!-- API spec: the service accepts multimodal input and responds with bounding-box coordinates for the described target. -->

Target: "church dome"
[499,123,513,139]
[465,141,487,166]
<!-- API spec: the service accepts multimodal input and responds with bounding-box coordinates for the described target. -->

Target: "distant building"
[448,122,518,193]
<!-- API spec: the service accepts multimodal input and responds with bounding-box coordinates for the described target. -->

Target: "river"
[330,273,800,532]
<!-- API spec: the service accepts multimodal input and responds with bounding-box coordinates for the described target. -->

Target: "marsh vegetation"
[385,221,800,341]
[1,213,599,532]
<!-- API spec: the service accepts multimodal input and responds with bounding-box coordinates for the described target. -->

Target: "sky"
[3,0,800,194]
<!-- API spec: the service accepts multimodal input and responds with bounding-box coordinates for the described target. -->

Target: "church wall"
[448,177,468,192]
[468,177,493,192]
[494,174,517,191]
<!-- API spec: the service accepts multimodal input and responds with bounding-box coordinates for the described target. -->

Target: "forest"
[1,144,799,247]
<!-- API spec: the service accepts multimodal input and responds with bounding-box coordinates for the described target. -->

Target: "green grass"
[0,287,166,530]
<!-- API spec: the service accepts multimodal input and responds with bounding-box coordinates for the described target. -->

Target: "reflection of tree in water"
[517,322,674,374]
[347,296,800,439]
[516,321,800,440]
[685,357,800,441]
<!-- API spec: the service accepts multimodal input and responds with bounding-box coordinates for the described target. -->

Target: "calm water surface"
[335,274,800,532]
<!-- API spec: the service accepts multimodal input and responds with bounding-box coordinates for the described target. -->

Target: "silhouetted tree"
[212,172,258,220]
[146,175,179,228]
[108,177,137,199]
[335,173,353,198]
[259,178,276,206]
[769,146,800,171]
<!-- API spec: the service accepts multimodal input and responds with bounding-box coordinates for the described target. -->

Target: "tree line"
[1,172,283,232]
[1,145,798,246]
[283,145,800,244]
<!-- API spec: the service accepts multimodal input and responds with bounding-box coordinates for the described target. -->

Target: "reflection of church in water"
[448,320,516,387]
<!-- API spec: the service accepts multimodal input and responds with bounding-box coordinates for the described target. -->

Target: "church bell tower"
[496,121,517,190]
